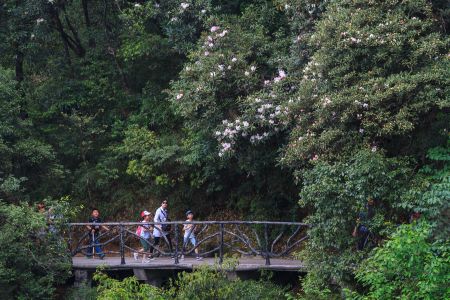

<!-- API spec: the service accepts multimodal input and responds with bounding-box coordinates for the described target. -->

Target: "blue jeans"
[86,233,105,257]
[183,236,197,247]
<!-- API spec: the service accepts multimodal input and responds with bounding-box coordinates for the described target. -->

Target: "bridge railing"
[67,221,309,265]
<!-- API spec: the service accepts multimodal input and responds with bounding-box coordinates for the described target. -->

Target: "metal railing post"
[120,224,125,265]
[219,223,224,264]
[67,223,72,256]
[174,224,179,264]
[264,223,270,265]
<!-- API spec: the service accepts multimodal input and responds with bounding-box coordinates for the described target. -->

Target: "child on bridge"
[182,210,202,260]
[86,208,109,259]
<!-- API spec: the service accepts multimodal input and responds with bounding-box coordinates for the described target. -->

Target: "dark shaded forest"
[0,0,448,299]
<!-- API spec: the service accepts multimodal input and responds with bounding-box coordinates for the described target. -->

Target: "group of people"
[86,199,202,262]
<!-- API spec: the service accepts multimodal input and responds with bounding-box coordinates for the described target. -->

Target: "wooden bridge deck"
[72,256,305,272]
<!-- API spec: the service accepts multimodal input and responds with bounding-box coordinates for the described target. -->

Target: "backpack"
[136,225,143,237]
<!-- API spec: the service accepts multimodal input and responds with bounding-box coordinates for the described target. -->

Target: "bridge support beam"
[74,269,92,287]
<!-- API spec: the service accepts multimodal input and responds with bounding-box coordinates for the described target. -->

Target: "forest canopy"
[0,0,448,298]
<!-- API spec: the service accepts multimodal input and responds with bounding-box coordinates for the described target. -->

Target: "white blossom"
[274,69,287,82]
[250,66,256,72]
[210,26,220,32]
[218,30,228,37]
[244,71,250,76]
[36,18,44,24]
[204,51,209,56]
[231,57,237,62]
[180,3,190,9]
[176,93,184,100]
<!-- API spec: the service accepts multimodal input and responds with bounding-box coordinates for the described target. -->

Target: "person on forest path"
[352,197,375,250]
[134,211,154,262]
[181,210,202,261]
[150,199,173,259]
[86,208,109,259]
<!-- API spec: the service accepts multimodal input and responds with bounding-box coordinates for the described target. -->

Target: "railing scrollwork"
[68,221,309,266]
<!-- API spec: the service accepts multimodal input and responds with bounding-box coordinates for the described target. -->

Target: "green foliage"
[284,0,450,165]
[168,265,287,299]
[0,0,449,297]
[0,199,73,299]
[0,67,63,203]
[94,270,166,300]
[298,150,412,295]
[66,282,97,300]
[93,259,288,300]
[347,222,449,300]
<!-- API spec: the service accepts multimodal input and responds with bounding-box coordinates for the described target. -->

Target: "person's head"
[91,208,100,218]
[141,210,151,221]
[186,210,194,220]
[367,197,375,206]
[357,212,367,222]
[161,199,168,209]
[37,202,46,212]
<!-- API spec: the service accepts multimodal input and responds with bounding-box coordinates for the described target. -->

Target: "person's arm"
[352,226,358,237]
[101,225,109,231]
[154,209,161,229]
[86,218,93,232]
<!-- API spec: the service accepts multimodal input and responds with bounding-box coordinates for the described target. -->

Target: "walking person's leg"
[95,236,105,259]
[192,237,202,260]
[181,237,188,260]
[150,236,160,257]
[166,234,174,258]
[86,238,93,258]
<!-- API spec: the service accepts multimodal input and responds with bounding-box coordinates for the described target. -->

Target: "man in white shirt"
[150,199,173,258]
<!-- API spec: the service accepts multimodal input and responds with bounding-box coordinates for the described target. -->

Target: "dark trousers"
[357,232,369,250]
[150,235,173,254]
[86,233,104,257]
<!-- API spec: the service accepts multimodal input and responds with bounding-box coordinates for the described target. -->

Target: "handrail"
[67,221,309,267]
[69,221,310,226]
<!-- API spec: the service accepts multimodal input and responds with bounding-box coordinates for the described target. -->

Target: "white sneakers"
[133,252,139,261]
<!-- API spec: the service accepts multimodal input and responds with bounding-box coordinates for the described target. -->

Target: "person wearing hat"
[182,210,202,260]
[134,210,154,262]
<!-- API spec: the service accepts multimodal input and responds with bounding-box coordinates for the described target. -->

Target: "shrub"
[347,222,449,300]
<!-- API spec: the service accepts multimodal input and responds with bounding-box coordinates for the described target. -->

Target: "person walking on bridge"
[182,210,202,261]
[150,199,173,259]
[134,210,154,262]
[86,208,109,259]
